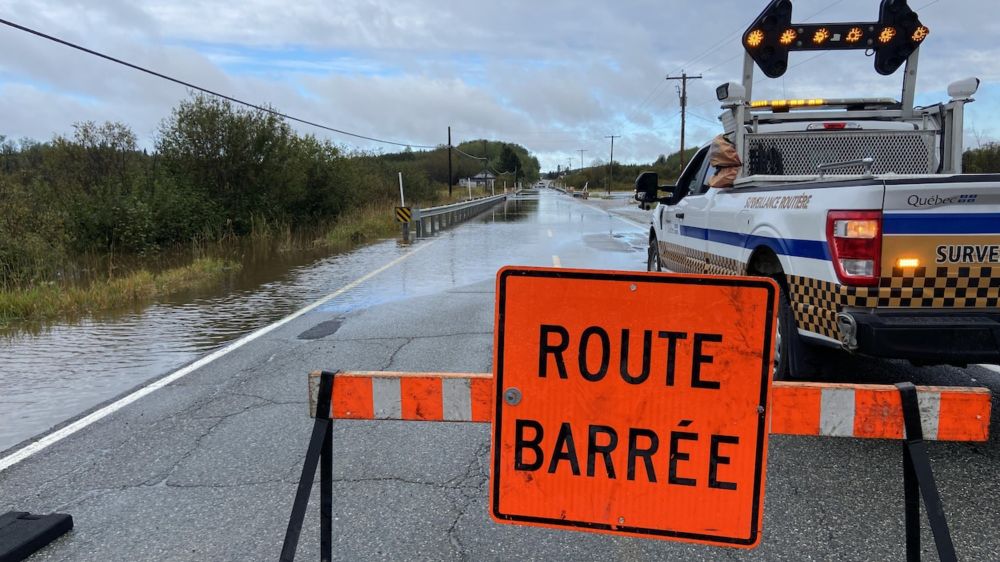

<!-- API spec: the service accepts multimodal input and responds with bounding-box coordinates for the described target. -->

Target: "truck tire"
[774,284,815,380]
[648,235,662,272]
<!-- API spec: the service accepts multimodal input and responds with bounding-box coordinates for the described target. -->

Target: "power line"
[690,0,847,76]
[453,146,487,161]
[670,27,748,78]
[653,111,683,130]
[0,17,438,150]
[785,0,943,73]
[705,0,943,76]
[604,135,620,195]
[665,73,702,170]
[687,112,720,126]
[630,81,668,117]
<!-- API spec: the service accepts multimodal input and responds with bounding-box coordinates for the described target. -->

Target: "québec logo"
[907,194,977,207]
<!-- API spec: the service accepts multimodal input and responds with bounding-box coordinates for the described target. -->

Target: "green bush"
[0,177,69,287]
[1,94,535,289]
[963,143,1000,173]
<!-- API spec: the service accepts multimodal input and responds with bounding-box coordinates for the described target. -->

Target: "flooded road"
[0,191,646,451]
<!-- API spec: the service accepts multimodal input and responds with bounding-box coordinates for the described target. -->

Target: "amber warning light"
[742,0,930,77]
[490,267,778,548]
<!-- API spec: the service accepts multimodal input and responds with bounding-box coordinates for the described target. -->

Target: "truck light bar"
[749,98,900,111]
[750,99,824,109]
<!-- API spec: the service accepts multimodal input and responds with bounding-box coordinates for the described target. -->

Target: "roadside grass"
[0,257,240,323]
[321,201,400,251]
[1,197,432,326]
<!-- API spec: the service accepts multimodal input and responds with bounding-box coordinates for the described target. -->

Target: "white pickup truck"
[636,2,1000,379]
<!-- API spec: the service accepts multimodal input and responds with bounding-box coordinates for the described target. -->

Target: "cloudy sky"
[1,0,997,171]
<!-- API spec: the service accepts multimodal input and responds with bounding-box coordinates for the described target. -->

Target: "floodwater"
[0,197,558,452]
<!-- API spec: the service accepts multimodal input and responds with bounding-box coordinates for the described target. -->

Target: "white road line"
[613,214,647,228]
[979,364,1000,374]
[0,240,437,473]
[552,255,562,268]
[563,193,647,229]
[546,229,553,238]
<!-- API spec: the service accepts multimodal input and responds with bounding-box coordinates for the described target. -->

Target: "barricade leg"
[896,382,957,562]
[281,371,335,562]
[321,422,332,561]
[903,446,920,562]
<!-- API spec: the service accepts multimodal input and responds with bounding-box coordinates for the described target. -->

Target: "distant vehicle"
[636,0,1000,379]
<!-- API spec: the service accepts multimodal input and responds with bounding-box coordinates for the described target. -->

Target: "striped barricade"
[308,371,991,442]
[283,370,990,560]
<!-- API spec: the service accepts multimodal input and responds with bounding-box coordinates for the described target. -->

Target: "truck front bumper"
[836,308,1000,365]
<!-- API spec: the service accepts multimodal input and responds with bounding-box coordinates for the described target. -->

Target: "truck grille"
[744,130,937,176]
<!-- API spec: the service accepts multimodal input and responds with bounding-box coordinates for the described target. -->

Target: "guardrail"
[411,193,508,238]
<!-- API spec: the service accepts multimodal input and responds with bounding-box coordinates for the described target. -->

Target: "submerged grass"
[0,199,412,326]
[321,201,400,252]
[0,257,239,323]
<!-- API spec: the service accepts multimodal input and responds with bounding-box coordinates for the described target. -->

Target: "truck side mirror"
[634,171,674,209]
[634,171,659,204]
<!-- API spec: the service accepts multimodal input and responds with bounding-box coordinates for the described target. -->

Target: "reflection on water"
[0,191,644,452]
[479,197,537,223]
[0,237,413,452]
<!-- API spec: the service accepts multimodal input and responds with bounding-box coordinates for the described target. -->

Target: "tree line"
[963,143,1000,173]
[0,94,540,289]
[556,148,699,191]
[564,141,1000,191]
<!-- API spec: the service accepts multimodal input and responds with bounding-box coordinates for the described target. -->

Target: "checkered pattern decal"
[658,241,745,276]
[789,266,1000,340]
[706,254,746,276]
[851,266,1000,308]
[657,243,1000,340]
[658,241,692,271]
[787,276,843,339]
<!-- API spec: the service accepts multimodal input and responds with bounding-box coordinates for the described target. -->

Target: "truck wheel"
[648,235,662,272]
[774,285,813,380]
[773,287,802,381]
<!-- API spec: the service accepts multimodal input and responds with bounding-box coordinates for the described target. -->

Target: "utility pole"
[577,149,587,171]
[447,126,453,198]
[482,140,489,196]
[665,71,702,171]
[604,135,620,195]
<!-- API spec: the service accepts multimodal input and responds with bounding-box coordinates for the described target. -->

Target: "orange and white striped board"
[308,371,992,442]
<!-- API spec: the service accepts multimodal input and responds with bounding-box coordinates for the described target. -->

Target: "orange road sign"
[490,267,778,548]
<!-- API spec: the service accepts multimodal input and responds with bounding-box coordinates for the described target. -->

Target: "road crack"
[384,337,415,370]
[445,440,489,560]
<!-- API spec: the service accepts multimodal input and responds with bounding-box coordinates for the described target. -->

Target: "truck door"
[659,146,711,273]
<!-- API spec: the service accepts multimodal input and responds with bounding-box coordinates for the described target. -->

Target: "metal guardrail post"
[409,194,507,239]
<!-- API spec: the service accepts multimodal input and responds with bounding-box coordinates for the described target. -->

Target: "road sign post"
[490,267,777,548]
[394,206,412,243]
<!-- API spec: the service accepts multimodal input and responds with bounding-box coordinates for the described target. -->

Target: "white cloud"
[1,0,998,170]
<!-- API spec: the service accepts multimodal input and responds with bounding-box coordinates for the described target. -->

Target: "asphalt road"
[1,189,998,561]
